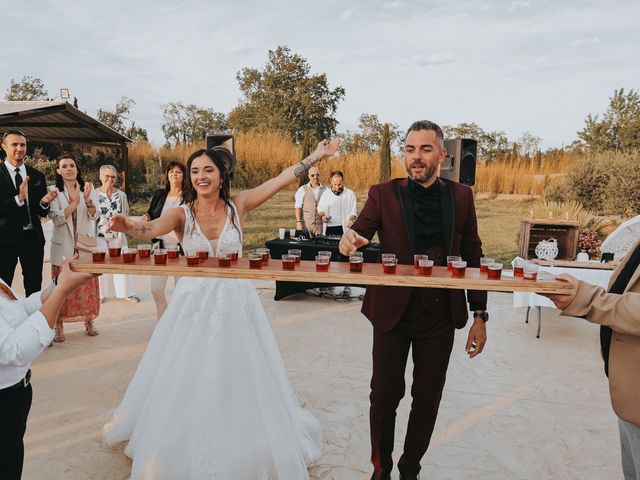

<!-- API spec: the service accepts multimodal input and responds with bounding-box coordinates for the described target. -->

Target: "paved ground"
[11,264,622,480]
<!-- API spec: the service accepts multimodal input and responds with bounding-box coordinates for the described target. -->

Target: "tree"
[516,131,542,157]
[161,102,228,145]
[5,75,49,101]
[97,96,148,142]
[340,113,401,154]
[578,88,640,151]
[442,122,510,162]
[228,46,345,144]
[379,123,392,182]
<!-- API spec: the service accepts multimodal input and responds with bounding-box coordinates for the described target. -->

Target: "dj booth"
[264,236,380,299]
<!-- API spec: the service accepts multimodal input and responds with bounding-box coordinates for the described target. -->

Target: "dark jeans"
[370,288,455,477]
[0,382,33,480]
[0,230,44,296]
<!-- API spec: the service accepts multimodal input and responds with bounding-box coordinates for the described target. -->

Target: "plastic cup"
[281,254,296,270]
[382,258,397,274]
[488,262,503,279]
[197,250,209,262]
[288,249,302,264]
[451,260,467,278]
[154,249,168,265]
[217,252,231,267]
[418,259,434,276]
[349,255,364,272]
[289,228,296,238]
[137,243,151,258]
[414,254,428,268]
[279,228,286,239]
[523,263,539,280]
[91,247,106,263]
[447,256,461,271]
[480,257,494,273]
[185,250,199,266]
[513,258,525,277]
[166,245,180,259]
[122,248,137,264]
[249,253,262,269]
[256,248,270,265]
[315,255,330,272]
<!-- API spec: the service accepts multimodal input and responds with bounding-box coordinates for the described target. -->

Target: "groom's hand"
[339,229,369,256]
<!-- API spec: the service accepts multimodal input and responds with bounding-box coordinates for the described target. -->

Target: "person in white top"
[142,161,187,319]
[0,260,95,480]
[316,170,357,236]
[294,166,325,236]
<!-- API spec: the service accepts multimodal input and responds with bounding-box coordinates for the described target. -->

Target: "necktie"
[14,168,32,228]
[0,282,17,301]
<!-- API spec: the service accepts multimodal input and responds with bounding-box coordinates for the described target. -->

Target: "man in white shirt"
[0,260,95,480]
[317,170,357,236]
[293,166,325,236]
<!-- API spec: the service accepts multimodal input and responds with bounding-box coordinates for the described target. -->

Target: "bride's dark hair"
[185,148,238,233]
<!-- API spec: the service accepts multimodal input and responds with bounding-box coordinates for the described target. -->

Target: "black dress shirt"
[408,178,444,251]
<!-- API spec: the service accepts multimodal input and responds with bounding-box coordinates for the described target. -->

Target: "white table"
[512,263,614,338]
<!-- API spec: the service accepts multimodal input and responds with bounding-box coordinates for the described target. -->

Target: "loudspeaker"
[206,134,236,179]
[441,138,477,186]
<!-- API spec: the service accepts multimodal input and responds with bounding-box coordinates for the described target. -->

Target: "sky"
[3,0,639,149]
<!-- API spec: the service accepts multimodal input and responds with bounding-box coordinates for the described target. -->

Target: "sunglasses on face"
[310,174,320,177]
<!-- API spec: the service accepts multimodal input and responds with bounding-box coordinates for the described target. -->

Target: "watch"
[473,311,489,323]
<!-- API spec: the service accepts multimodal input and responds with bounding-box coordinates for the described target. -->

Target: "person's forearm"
[127,220,158,240]
[295,208,303,223]
[63,201,79,219]
[39,287,72,328]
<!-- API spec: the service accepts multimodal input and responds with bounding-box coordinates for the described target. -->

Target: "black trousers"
[0,230,44,296]
[325,225,344,236]
[0,382,33,480]
[370,288,455,477]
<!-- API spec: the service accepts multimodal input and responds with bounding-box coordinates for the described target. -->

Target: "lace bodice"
[180,202,243,257]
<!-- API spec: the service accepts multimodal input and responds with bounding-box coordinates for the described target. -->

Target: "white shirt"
[0,281,53,389]
[3,160,28,207]
[294,182,324,208]
[317,187,358,231]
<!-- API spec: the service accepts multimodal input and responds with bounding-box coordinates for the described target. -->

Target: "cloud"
[339,8,357,21]
[227,45,251,55]
[571,37,601,46]
[383,1,404,8]
[411,53,457,66]
[507,0,531,12]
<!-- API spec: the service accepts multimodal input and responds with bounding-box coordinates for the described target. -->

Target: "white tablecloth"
[513,266,614,309]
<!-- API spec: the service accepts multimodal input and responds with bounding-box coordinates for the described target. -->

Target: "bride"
[103,139,339,479]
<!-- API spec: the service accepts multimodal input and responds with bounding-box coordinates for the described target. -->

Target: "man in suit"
[0,130,58,295]
[544,245,640,479]
[340,120,488,480]
[294,166,326,236]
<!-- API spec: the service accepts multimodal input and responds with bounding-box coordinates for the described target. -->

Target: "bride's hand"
[107,213,134,233]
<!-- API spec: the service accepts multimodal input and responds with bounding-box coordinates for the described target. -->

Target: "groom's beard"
[406,162,437,184]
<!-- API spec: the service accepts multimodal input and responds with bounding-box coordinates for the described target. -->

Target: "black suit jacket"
[351,177,487,332]
[0,161,49,246]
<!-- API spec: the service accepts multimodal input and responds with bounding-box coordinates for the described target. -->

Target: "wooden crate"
[519,219,580,261]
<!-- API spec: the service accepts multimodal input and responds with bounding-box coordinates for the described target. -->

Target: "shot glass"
[108,238,122,257]
[225,248,239,262]
[523,263,539,280]
[315,255,330,272]
[256,248,270,265]
[281,254,296,270]
[318,251,332,262]
[447,255,461,271]
[288,249,302,264]
[382,257,397,274]
[349,254,364,272]
[185,250,199,266]
[137,243,152,258]
[418,259,434,276]
[480,257,494,273]
[154,248,168,265]
[513,258,525,277]
[122,248,137,264]
[487,262,503,279]
[91,247,107,263]
[197,249,209,262]
[166,245,180,260]
[451,260,467,278]
[249,253,263,269]
[217,252,231,267]
[414,254,428,269]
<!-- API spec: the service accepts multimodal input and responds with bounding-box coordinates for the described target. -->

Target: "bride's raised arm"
[233,138,339,215]
[107,207,184,241]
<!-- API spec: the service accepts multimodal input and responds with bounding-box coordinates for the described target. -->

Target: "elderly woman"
[142,161,187,319]
[96,165,139,303]
[48,155,100,342]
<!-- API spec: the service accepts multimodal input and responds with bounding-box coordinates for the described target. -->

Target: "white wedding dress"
[103,203,321,479]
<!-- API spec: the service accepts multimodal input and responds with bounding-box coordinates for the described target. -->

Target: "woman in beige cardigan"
[48,155,100,342]
[545,241,640,479]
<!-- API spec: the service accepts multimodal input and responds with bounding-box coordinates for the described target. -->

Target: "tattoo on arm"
[294,153,319,179]
[132,223,151,236]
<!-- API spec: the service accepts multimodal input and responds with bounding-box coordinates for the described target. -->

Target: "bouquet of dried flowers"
[577,228,602,258]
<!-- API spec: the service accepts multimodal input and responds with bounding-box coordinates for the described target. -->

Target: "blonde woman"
[48,155,100,342]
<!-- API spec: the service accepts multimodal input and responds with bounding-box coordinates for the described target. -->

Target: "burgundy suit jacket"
[351,177,487,332]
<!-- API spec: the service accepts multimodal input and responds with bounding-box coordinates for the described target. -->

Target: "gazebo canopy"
[0,100,132,189]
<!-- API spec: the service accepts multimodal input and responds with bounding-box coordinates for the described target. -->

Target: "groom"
[340,120,488,480]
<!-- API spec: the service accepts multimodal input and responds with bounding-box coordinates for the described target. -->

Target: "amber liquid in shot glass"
[92,250,106,262]
[122,250,136,264]
[109,247,121,257]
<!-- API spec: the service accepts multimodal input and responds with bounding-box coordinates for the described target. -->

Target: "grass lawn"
[131,191,536,264]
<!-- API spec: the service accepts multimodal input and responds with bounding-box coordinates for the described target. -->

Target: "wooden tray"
[70,254,573,295]
[529,258,619,270]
